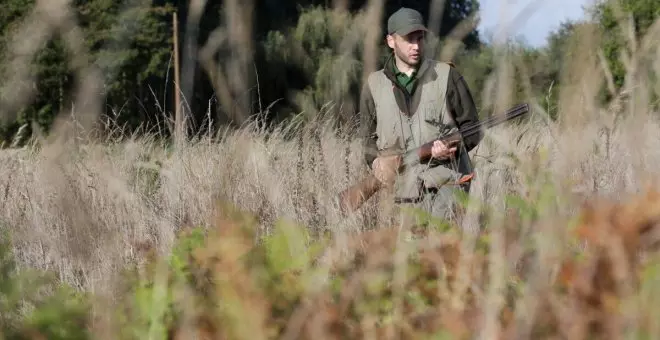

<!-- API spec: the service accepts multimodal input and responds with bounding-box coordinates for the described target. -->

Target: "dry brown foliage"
[144,188,660,340]
[547,190,660,339]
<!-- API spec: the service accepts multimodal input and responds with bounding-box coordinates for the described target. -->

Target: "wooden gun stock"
[337,103,530,214]
[337,132,462,213]
[337,173,383,213]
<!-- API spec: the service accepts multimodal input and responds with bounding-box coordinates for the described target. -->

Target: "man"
[358,7,483,225]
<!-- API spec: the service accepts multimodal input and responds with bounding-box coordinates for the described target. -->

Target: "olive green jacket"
[358,54,483,200]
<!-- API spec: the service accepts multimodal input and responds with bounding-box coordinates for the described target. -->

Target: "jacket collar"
[383,53,432,81]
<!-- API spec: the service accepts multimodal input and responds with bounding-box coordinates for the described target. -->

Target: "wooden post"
[173,11,182,146]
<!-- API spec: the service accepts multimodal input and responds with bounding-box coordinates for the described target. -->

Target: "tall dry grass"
[1,0,660,338]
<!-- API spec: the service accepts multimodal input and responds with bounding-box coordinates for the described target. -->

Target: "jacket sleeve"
[358,81,378,169]
[446,66,483,152]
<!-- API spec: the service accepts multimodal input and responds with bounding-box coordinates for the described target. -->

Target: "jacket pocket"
[394,168,424,199]
[417,165,463,189]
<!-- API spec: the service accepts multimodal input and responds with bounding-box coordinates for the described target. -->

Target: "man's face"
[387,30,425,67]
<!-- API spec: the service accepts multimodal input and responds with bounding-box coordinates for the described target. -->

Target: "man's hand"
[372,155,402,186]
[431,140,457,160]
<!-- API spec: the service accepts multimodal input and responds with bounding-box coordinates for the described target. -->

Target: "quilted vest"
[367,59,473,200]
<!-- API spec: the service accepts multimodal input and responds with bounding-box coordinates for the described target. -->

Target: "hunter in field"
[357,7,483,225]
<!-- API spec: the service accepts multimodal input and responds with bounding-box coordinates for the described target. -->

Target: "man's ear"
[385,34,395,49]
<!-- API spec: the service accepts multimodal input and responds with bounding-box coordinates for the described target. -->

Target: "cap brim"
[395,24,428,36]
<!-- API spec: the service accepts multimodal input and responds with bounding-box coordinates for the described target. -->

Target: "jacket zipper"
[386,70,415,147]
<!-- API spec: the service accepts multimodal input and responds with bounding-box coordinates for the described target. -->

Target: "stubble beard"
[394,45,421,69]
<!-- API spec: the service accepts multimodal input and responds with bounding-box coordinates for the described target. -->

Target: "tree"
[590,0,660,92]
[0,0,484,144]
[254,0,483,127]
[74,0,176,134]
[0,0,75,143]
[0,0,177,144]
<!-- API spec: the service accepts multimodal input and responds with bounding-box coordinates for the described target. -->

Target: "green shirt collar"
[392,62,418,94]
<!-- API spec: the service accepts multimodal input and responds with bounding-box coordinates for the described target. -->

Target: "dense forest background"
[0,0,657,145]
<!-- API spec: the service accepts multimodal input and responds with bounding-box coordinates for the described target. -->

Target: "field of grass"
[2,1,660,339]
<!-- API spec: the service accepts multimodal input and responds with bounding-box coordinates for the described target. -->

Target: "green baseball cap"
[387,7,428,36]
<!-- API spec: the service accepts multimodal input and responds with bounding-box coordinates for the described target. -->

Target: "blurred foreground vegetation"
[4,186,660,339]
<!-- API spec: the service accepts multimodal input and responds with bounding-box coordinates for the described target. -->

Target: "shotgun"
[337,103,530,213]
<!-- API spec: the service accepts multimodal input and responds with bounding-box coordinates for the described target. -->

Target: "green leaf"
[263,219,311,274]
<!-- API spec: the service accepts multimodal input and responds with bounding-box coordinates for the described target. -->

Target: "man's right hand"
[431,140,458,160]
[372,155,402,186]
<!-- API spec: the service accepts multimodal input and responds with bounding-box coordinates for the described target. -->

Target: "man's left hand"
[431,140,457,160]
